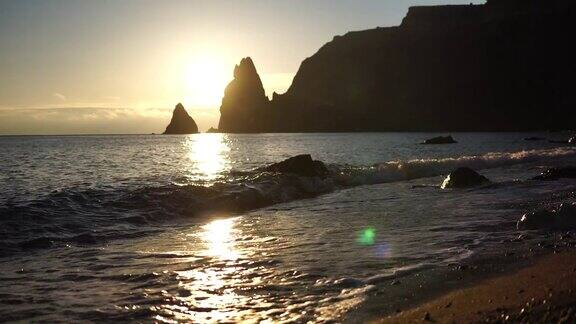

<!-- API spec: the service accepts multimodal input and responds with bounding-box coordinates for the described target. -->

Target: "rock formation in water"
[533,167,576,181]
[423,135,457,145]
[524,137,545,141]
[163,103,199,134]
[441,167,490,189]
[262,154,328,178]
[517,203,576,230]
[218,57,270,133]
[217,0,576,133]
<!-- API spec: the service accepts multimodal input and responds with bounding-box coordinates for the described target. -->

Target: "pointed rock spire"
[218,57,269,133]
[163,103,199,134]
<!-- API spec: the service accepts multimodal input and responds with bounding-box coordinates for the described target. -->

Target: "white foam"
[341,147,576,185]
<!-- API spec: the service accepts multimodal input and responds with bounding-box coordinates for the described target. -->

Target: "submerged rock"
[263,154,328,177]
[517,209,555,230]
[524,136,545,141]
[517,203,576,230]
[163,103,199,134]
[555,203,576,229]
[441,167,490,189]
[548,136,576,144]
[423,135,457,145]
[533,167,576,181]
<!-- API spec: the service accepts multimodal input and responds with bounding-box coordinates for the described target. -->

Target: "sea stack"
[163,103,199,134]
[218,57,269,133]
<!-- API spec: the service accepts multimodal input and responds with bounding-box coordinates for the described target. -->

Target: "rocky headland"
[218,0,576,133]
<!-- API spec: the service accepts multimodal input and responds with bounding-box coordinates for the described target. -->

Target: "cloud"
[0,106,219,134]
[53,93,67,101]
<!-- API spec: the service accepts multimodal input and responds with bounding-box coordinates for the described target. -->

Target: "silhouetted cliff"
[218,0,576,132]
[163,103,199,134]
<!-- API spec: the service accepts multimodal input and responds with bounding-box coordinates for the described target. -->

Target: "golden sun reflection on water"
[185,133,230,183]
[168,218,250,322]
[201,218,241,260]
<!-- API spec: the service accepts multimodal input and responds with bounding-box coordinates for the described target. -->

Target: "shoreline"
[379,251,576,323]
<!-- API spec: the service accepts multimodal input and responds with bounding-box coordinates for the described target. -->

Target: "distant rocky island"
[163,103,198,134]
[218,0,576,133]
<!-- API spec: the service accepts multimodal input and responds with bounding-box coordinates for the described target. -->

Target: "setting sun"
[182,55,231,107]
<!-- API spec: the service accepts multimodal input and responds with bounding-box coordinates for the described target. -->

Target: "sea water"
[1,133,575,322]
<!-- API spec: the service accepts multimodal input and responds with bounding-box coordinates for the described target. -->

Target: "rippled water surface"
[1,133,575,322]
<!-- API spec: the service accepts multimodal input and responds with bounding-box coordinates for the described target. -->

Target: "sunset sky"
[0,0,484,134]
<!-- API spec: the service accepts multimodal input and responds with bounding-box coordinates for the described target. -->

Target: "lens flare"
[358,227,376,245]
[373,242,392,258]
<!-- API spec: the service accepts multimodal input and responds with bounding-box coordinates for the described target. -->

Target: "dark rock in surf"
[532,167,576,181]
[441,167,490,189]
[19,237,54,250]
[71,233,98,246]
[423,135,457,145]
[555,203,576,229]
[549,136,576,144]
[263,154,328,177]
[517,203,576,230]
[163,103,199,134]
[206,127,219,133]
[524,137,545,141]
[517,209,555,230]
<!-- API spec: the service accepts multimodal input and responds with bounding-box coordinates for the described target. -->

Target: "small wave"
[17,237,55,250]
[315,277,366,289]
[365,263,432,285]
[121,173,337,218]
[16,232,114,251]
[338,147,576,186]
[2,147,574,255]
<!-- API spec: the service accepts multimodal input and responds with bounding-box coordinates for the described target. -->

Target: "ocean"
[1,132,575,322]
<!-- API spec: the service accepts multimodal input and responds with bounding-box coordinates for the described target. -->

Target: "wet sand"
[380,252,576,323]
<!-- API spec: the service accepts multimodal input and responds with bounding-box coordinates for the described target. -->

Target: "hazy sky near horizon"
[0,0,484,134]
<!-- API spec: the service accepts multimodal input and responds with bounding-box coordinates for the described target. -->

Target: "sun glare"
[186,133,230,183]
[201,218,241,260]
[182,55,231,107]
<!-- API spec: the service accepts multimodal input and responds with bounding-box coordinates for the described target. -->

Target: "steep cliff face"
[218,57,270,133]
[218,0,576,132]
[163,103,199,134]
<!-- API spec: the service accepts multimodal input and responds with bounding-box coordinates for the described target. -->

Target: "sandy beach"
[380,252,576,323]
